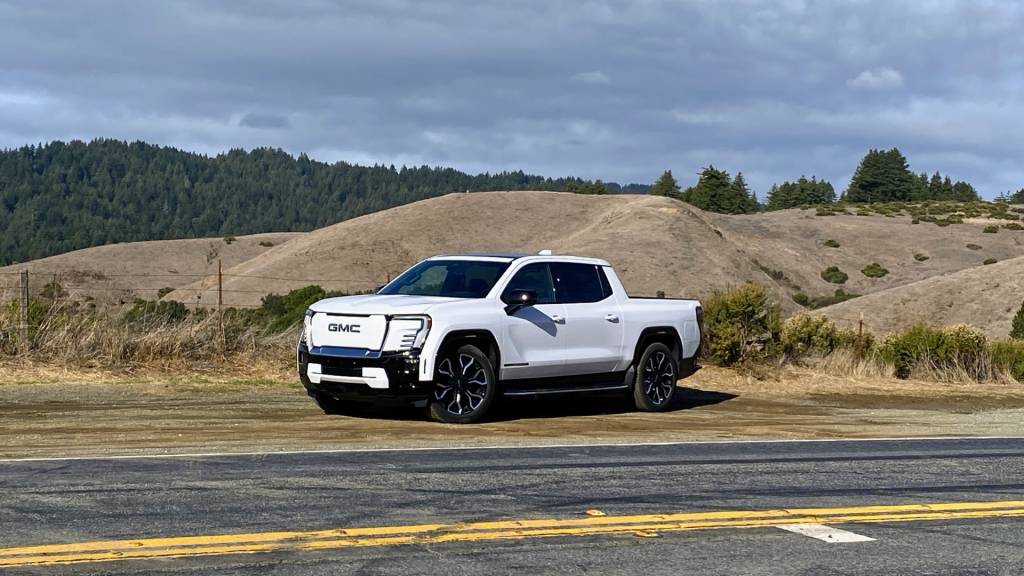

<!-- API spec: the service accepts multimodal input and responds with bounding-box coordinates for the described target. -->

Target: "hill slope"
[817,255,1024,337]
[0,232,303,304]
[167,192,1024,323]
[167,192,773,306]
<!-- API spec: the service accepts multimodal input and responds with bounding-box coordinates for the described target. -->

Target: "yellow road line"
[2,500,1023,567]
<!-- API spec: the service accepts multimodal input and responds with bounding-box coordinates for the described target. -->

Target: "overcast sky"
[1,0,1021,197]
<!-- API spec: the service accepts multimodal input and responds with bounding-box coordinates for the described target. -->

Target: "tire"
[428,344,497,424]
[632,342,678,412]
[312,392,369,416]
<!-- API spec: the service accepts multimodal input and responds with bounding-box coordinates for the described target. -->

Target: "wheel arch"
[632,326,683,366]
[436,329,501,374]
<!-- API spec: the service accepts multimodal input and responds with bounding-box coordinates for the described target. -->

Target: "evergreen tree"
[681,166,757,214]
[766,176,835,211]
[1013,299,1024,340]
[844,148,916,202]
[649,170,681,198]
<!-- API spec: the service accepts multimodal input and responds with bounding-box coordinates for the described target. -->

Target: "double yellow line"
[2,500,1023,566]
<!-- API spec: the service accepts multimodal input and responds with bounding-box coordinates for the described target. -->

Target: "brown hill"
[817,255,1024,338]
[0,232,304,305]
[166,192,1024,328]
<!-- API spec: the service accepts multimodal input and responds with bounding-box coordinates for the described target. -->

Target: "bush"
[224,236,237,244]
[861,262,889,278]
[781,314,841,357]
[823,239,840,248]
[1012,300,1024,340]
[914,253,930,262]
[984,258,998,265]
[1004,223,1024,231]
[983,225,999,233]
[123,299,189,325]
[966,244,982,251]
[701,284,781,366]
[880,324,989,380]
[258,240,275,247]
[990,340,1024,382]
[792,289,860,309]
[157,287,174,298]
[821,266,848,284]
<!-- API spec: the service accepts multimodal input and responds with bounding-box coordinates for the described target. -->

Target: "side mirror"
[504,289,537,315]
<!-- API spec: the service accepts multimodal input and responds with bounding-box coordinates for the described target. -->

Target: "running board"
[501,384,629,397]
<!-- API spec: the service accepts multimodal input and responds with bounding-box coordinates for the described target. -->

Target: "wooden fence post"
[19,270,29,354]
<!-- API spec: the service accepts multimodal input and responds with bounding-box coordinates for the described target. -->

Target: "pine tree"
[649,170,681,198]
[765,176,835,210]
[845,148,916,202]
[1012,299,1024,340]
[681,166,757,214]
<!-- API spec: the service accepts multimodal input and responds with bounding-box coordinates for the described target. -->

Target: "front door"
[499,263,567,379]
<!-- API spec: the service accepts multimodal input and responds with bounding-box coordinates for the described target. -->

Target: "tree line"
[649,147,986,214]
[0,139,646,264]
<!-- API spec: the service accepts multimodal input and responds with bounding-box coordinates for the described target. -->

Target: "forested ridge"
[0,139,620,264]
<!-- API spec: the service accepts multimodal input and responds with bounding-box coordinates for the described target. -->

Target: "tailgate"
[310,314,387,350]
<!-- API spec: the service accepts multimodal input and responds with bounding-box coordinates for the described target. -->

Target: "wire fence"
[0,265,389,310]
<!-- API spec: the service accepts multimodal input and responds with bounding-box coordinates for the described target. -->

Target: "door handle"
[551,314,566,324]
[605,313,620,323]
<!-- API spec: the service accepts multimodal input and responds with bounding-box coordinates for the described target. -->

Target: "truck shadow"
[487,386,738,422]
[343,386,737,423]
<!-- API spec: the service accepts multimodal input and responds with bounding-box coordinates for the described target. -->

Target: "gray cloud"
[239,112,289,130]
[0,0,1022,197]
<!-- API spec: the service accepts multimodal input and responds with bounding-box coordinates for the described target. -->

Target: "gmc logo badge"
[327,323,361,333]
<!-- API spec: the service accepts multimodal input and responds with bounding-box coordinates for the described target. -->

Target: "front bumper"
[297,342,430,401]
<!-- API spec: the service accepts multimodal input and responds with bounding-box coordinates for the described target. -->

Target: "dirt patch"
[1,366,1022,459]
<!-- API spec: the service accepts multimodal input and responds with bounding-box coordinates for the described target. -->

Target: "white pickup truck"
[298,252,703,423]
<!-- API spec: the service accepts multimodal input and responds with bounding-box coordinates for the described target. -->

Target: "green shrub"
[983,225,999,233]
[966,243,982,251]
[123,299,189,325]
[224,236,237,244]
[157,287,174,298]
[823,239,840,248]
[781,314,841,357]
[820,266,848,284]
[701,284,781,366]
[1012,300,1024,340]
[1004,223,1024,231]
[258,240,275,247]
[914,253,930,262]
[792,289,861,309]
[880,324,988,380]
[861,262,889,278]
[911,218,920,224]
[990,340,1024,382]
[984,258,998,265]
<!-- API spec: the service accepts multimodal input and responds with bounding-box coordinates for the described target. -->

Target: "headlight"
[301,309,314,346]
[383,315,431,352]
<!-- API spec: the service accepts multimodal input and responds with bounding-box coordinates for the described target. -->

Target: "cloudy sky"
[1,0,1022,197]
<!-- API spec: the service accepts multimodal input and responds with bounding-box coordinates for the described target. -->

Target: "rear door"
[552,263,624,375]
[499,263,567,379]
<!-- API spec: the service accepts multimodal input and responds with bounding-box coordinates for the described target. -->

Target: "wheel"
[428,344,497,424]
[632,342,678,412]
[312,392,369,416]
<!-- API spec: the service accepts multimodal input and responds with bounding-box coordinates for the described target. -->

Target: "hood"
[308,293,463,316]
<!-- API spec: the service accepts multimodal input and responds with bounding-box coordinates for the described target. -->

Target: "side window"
[501,263,555,304]
[552,263,607,304]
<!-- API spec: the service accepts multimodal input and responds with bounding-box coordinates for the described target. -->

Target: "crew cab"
[297,252,703,423]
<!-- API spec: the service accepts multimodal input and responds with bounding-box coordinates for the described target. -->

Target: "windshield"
[378,259,511,298]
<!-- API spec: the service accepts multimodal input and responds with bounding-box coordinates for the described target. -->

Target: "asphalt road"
[2,437,1023,575]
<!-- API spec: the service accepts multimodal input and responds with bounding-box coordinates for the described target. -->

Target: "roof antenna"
[537,249,553,256]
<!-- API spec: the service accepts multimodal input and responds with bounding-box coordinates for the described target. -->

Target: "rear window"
[551,262,608,304]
